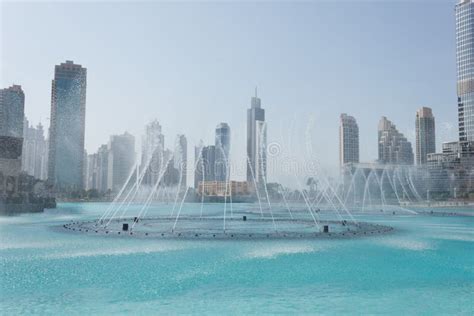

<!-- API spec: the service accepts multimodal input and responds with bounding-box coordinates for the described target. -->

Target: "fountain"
[62,117,464,240]
[62,142,396,240]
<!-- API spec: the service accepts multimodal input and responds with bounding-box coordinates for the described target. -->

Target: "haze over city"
[2,1,474,315]
[1,0,459,183]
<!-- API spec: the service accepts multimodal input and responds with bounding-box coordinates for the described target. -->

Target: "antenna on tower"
[255,86,258,98]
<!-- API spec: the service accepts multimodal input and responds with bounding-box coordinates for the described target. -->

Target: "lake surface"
[1,202,473,315]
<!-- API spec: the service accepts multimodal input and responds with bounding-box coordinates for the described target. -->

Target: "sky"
[0,0,460,184]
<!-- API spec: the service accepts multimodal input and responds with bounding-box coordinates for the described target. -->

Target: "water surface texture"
[1,203,473,315]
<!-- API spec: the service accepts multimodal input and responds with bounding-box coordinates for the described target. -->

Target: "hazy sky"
[1,0,459,183]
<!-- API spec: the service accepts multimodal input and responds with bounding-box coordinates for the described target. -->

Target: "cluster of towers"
[0,58,268,197]
[338,1,474,198]
[339,1,474,175]
[1,1,473,199]
[339,109,435,168]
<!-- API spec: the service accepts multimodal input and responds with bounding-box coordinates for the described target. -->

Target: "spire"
[255,86,258,98]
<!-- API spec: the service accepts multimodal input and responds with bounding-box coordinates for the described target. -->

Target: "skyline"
[1,3,473,314]
[1,1,460,180]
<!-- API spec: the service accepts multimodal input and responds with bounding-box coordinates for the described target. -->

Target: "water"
[1,203,473,315]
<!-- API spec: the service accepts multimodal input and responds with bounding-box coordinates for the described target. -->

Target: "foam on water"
[43,243,186,260]
[0,241,63,251]
[243,243,325,259]
[433,233,474,242]
[377,237,435,251]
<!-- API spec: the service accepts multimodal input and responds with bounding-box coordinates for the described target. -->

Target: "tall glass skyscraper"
[194,144,216,188]
[48,61,87,190]
[456,0,474,142]
[0,85,24,138]
[339,113,359,167]
[246,89,266,185]
[141,120,165,185]
[215,122,230,182]
[107,132,135,191]
[415,107,436,165]
[175,134,187,188]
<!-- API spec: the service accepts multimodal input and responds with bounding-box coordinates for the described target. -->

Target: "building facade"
[0,137,23,198]
[175,134,187,188]
[141,120,165,186]
[378,116,414,165]
[427,141,474,198]
[85,153,99,191]
[197,180,252,197]
[22,118,48,180]
[339,113,359,167]
[107,132,135,191]
[194,144,216,189]
[456,0,474,143]
[415,107,436,165]
[215,122,230,182]
[0,85,24,138]
[246,89,267,185]
[47,61,87,191]
[96,144,109,193]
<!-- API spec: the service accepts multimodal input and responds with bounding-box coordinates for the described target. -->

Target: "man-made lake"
[1,203,473,314]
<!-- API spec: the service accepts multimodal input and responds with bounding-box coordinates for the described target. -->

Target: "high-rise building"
[85,153,98,191]
[339,114,359,167]
[423,1,474,199]
[456,0,474,142]
[47,61,87,190]
[0,85,25,198]
[215,122,230,181]
[22,118,48,180]
[107,132,135,191]
[97,144,109,193]
[378,116,414,165]
[194,142,204,189]
[0,85,25,138]
[415,107,436,165]
[162,149,180,186]
[84,144,111,193]
[246,89,267,184]
[141,120,165,185]
[194,144,216,188]
[175,134,187,188]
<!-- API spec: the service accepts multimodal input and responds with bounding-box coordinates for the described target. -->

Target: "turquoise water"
[1,203,473,315]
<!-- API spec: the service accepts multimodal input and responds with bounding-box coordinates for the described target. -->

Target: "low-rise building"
[427,141,474,198]
[197,181,253,197]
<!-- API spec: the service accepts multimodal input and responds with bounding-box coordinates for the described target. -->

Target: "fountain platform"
[61,216,393,240]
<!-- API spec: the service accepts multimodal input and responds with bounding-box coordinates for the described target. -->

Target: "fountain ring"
[62,216,394,240]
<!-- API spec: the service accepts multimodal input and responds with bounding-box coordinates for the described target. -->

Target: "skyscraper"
[107,132,135,191]
[47,61,87,190]
[97,144,109,193]
[85,153,98,191]
[215,122,230,181]
[194,144,215,188]
[194,142,204,189]
[0,85,25,138]
[175,134,187,188]
[22,118,48,180]
[141,120,165,185]
[246,89,267,185]
[339,113,359,167]
[415,107,436,165]
[456,0,474,142]
[378,116,414,165]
